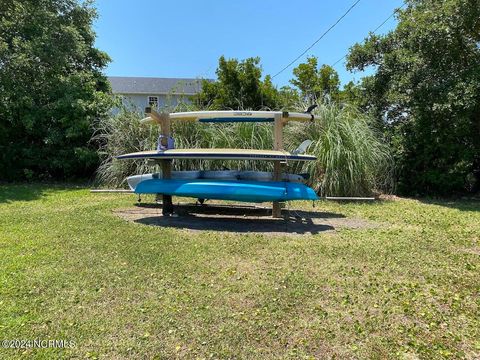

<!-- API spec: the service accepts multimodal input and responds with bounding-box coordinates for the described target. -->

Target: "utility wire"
[331,3,406,67]
[271,0,362,78]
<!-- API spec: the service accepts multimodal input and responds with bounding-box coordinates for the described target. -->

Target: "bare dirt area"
[113,202,378,237]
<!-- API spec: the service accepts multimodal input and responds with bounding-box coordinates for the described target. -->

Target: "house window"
[148,96,159,108]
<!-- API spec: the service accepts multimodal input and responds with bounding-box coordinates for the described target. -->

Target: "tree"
[290,57,340,103]
[347,0,480,194]
[277,86,301,110]
[339,80,363,106]
[0,0,112,180]
[195,56,279,110]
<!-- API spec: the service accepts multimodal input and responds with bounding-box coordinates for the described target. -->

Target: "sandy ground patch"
[114,202,377,237]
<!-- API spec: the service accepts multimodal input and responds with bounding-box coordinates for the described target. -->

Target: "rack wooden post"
[145,107,173,215]
[272,113,284,218]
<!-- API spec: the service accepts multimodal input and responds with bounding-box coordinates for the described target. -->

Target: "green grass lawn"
[0,184,479,359]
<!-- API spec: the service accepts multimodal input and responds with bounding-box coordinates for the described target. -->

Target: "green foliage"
[286,103,394,196]
[347,0,480,195]
[95,101,393,196]
[339,81,363,106]
[0,0,112,181]
[277,86,301,110]
[194,56,280,110]
[290,56,341,103]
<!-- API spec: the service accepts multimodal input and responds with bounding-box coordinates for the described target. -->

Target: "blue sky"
[94,0,404,88]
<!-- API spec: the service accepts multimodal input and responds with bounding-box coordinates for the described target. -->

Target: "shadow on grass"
[130,203,347,235]
[327,195,480,212]
[416,198,480,212]
[0,183,48,203]
[0,182,89,204]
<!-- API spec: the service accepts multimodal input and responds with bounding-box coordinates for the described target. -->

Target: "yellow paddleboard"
[116,148,316,161]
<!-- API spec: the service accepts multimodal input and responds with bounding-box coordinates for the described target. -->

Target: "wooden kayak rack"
[143,107,312,218]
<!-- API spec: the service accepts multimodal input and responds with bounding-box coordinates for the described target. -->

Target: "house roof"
[108,76,209,95]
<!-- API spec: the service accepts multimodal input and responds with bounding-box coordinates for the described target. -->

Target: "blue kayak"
[135,179,318,203]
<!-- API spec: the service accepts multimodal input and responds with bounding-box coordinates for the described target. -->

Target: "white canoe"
[202,170,239,180]
[239,171,305,182]
[126,172,201,190]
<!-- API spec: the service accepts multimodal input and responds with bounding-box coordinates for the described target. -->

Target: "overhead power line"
[271,0,362,78]
[331,3,406,67]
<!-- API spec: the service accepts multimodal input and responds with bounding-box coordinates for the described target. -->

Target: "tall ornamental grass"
[92,109,158,186]
[93,103,394,196]
[286,103,394,196]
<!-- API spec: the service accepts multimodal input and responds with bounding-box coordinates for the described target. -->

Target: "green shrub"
[0,0,111,181]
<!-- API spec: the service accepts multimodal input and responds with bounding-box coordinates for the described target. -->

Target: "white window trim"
[148,95,159,107]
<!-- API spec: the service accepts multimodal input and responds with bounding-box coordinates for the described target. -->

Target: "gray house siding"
[108,76,210,114]
[118,93,192,114]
